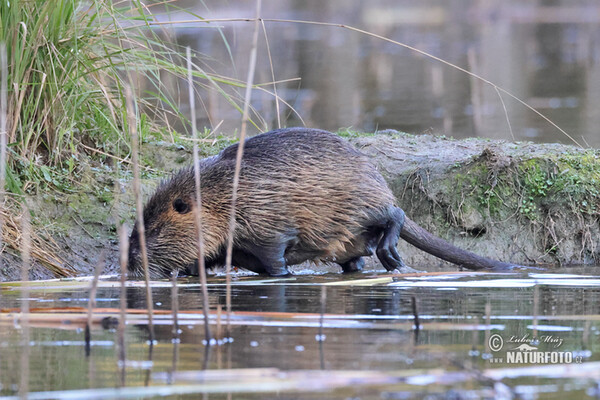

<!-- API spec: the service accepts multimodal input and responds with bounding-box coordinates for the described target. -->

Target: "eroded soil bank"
[354,131,600,270]
[2,131,599,280]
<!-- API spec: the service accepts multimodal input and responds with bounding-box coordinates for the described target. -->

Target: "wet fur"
[129,128,517,278]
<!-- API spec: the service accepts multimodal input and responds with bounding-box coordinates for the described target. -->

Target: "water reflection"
[1,271,599,398]
[151,0,600,146]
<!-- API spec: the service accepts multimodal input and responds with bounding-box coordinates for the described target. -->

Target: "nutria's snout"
[126,187,202,279]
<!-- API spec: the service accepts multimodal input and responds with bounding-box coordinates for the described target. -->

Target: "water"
[153,0,600,146]
[1,269,600,399]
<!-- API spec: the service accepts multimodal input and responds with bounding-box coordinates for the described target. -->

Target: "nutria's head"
[128,169,200,278]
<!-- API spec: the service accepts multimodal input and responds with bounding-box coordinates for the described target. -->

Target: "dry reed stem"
[85,251,105,357]
[117,223,128,388]
[411,296,420,345]
[169,268,179,385]
[224,0,262,334]
[187,47,212,342]
[125,84,155,345]
[112,151,128,386]
[171,269,179,336]
[532,285,539,339]
[484,302,491,354]
[144,17,578,147]
[19,199,31,399]
[0,43,7,275]
[319,286,326,370]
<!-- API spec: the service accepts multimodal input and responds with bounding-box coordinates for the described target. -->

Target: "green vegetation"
[336,127,411,139]
[0,0,251,197]
[445,149,600,224]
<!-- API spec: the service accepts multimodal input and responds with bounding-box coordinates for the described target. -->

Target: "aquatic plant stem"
[126,85,156,346]
[224,0,262,334]
[187,47,212,343]
[85,252,105,357]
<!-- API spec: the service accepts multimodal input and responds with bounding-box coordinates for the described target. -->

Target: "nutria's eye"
[173,198,190,214]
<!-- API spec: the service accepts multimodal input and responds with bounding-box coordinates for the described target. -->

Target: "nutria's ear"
[173,198,191,214]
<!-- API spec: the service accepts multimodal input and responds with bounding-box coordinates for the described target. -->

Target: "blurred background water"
[148,0,600,146]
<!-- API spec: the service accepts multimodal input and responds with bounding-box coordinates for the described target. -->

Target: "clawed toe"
[377,246,407,271]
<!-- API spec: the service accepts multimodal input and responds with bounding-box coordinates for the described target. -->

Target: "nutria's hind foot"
[376,207,408,272]
[340,257,365,273]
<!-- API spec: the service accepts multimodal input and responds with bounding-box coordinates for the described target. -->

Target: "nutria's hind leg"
[244,242,290,277]
[340,257,365,273]
[183,248,268,276]
[231,249,268,274]
[376,207,409,272]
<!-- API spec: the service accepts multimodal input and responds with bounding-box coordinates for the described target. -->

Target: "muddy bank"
[2,131,599,280]
[351,131,600,269]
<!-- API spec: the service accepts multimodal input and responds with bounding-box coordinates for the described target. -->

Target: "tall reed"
[0,42,6,274]
[187,47,212,342]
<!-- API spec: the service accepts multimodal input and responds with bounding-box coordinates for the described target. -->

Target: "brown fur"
[128,128,519,277]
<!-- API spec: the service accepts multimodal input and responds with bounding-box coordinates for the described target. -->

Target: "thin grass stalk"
[494,86,515,141]
[85,251,106,357]
[186,47,212,342]
[19,199,31,400]
[260,20,280,129]
[125,84,155,345]
[224,0,262,334]
[240,0,262,139]
[117,223,128,388]
[0,43,7,273]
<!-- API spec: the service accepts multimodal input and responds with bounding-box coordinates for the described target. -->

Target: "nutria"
[128,127,520,277]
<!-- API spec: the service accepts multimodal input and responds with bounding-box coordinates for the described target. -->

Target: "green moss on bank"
[445,150,600,222]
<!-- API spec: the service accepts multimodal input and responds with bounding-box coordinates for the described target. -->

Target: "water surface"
[1,269,599,399]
